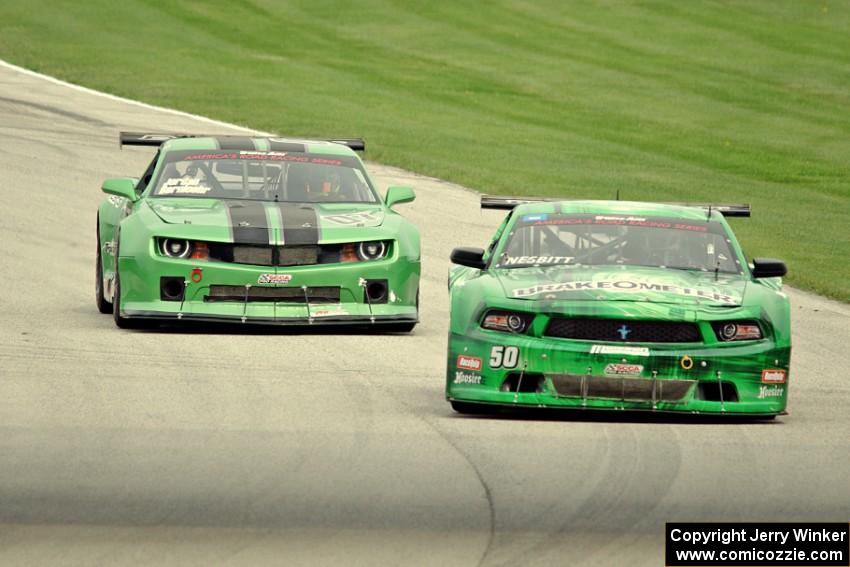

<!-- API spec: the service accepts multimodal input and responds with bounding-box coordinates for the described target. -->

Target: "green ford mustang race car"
[96,133,420,330]
[446,197,790,416]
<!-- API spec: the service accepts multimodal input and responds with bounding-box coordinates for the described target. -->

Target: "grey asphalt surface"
[0,62,848,566]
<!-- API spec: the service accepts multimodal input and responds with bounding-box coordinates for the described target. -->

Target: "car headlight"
[712,320,763,341]
[161,238,192,259]
[481,310,534,333]
[339,241,390,262]
[357,241,388,261]
[159,239,209,260]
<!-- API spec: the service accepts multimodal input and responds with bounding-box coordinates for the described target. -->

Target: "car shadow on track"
[448,406,782,425]
[124,321,417,336]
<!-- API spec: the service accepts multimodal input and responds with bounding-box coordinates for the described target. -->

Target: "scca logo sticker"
[604,363,643,376]
[257,274,292,284]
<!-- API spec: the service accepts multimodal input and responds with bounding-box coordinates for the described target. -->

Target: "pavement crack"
[420,416,497,567]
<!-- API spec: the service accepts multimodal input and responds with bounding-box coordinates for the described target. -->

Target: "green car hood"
[145,198,386,243]
[495,266,747,307]
[147,199,237,229]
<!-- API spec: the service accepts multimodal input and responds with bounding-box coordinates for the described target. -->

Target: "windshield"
[150,150,378,203]
[497,213,742,273]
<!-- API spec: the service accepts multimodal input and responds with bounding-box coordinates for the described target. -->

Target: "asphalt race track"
[1,62,848,566]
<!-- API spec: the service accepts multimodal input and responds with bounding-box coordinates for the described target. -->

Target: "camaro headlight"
[712,320,763,341]
[357,241,388,261]
[161,238,192,259]
[481,310,534,333]
[159,239,209,260]
[340,241,390,262]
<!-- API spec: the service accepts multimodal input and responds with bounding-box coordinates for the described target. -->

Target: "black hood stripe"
[225,201,271,245]
[269,140,307,153]
[216,136,257,151]
[278,203,320,246]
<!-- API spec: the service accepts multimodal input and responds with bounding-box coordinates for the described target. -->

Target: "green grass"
[2,1,849,300]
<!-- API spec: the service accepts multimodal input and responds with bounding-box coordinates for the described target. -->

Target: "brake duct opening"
[500,372,546,393]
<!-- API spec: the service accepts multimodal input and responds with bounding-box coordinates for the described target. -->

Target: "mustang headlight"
[161,238,192,259]
[712,320,763,341]
[481,310,534,333]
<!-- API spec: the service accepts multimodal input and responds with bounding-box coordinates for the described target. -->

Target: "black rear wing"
[480,195,750,217]
[119,132,366,151]
[120,132,183,146]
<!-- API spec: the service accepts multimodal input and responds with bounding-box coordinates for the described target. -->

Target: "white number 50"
[489,346,518,369]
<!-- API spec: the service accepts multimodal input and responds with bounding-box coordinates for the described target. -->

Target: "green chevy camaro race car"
[446,197,790,416]
[96,133,420,330]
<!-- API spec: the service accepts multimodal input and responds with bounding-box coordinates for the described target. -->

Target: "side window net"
[135,151,160,193]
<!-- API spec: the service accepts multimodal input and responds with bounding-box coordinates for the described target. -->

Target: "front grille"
[279,246,319,266]
[231,246,274,266]
[549,374,694,402]
[545,318,702,343]
[209,244,331,267]
[205,285,340,303]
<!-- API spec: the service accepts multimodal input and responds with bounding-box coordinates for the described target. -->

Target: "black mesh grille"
[205,286,340,303]
[549,374,694,402]
[230,246,274,266]
[278,246,319,266]
[545,318,702,343]
[209,244,326,267]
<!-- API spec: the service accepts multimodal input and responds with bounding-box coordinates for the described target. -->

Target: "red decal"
[457,355,483,372]
[180,152,344,166]
[761,369,786,384]
[183,152,238,161]
[530,217,708,232]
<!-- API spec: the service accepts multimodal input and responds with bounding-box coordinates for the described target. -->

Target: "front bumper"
[115,251,419,326]
[446,330,790,415]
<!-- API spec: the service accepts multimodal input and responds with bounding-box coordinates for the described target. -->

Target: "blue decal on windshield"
[522,214,548,222]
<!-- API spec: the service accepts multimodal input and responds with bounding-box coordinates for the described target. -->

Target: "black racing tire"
[112,240,145,330]
[112,268,130,328]
[95,222,113,314]
[450,401,491,415]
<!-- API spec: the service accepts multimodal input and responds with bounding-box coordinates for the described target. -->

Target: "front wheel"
[112,251,146,329]
[95,224,113,314]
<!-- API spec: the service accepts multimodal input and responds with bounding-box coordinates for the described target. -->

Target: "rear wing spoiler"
[118,132,366,151]
[480,195,750,217]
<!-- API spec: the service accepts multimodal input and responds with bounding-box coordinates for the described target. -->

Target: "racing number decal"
[489,346,519,369]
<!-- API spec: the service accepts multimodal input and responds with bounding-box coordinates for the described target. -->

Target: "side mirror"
[385,186,415,208]
[752,257,787,279]
[102,177,139,202]
[450,247,486,270]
